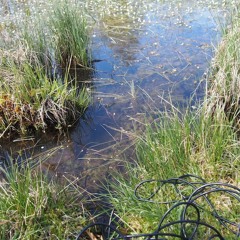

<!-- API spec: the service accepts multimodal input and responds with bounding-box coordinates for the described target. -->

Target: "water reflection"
[71,105,118,161]
[67,0,234,188]
[0,0,237,189]
[89,0,222,121]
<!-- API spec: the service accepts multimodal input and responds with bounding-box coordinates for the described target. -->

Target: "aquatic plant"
[0,157,90,239]
[50,1,90,68]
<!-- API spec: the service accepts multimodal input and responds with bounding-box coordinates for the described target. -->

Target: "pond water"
[0,0,237,189]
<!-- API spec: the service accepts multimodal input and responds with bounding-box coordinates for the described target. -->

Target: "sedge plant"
[0,58,90,134]
[0,0,91,135]
[50,1,90,68]
[0,157,90,240]
[104,106,240,237]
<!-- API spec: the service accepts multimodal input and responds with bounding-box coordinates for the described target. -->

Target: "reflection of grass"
[0,159,90,239]
[103,8,240,238]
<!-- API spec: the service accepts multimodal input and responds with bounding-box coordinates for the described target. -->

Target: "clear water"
[0,0,236,189]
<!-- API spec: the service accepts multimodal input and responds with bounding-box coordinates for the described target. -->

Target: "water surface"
[0,0,237,189]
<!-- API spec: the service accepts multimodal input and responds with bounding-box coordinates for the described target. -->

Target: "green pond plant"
[50,1,91,68]
[0,57,90,134]
[104,108,239,236]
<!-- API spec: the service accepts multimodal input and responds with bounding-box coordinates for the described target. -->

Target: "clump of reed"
[0,0,91,135]
[205,10,240,128]
[0,158,90,239]
[50,2,90,68]
[0,52,90,134]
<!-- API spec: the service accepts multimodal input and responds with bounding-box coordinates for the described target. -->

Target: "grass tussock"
[21,1,91,69]
[205,10,240,127]
[50,2,90,68]
[106,109,240,236]
[0,161,90,239]
[0,59,90,133]
[0,1,91,135]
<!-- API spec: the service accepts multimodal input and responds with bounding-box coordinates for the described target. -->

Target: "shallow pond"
[0,0,237,189]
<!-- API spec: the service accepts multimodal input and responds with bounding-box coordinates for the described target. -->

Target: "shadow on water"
[0,0,236,190]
